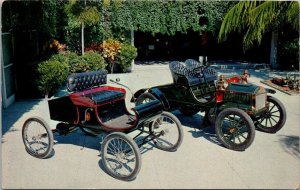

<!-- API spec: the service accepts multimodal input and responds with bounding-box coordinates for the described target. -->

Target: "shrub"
[49,53,69,64]
[117,43,137,72]
[100,39,121,73]
[279,38,299,70]
[51,51,107,73]
[82,51,106,71]
[84,40,137,73]
[37,60,69,97]
[63,52,82,73]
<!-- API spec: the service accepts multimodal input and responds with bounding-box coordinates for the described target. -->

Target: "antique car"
[272,71,300,91]
[133,59,286,151]
[22,70,183,181]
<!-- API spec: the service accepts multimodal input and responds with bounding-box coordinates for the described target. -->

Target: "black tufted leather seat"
[169,60,217,86]
[67,70,125,106]
[67,70,108,92]
[83,90,125,105]
[185,59,203,70]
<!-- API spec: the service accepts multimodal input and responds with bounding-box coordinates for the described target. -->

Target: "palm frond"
[243,1,280,49]
[219,1,298,50]
[218,1,258,42]
[287,1,300,30]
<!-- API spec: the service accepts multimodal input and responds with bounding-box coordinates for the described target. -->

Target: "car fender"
[265,88,276,94]
[131,88,148,102]
[149,88,171,110]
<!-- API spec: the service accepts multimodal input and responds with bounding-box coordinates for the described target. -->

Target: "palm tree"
[218,1,299,68]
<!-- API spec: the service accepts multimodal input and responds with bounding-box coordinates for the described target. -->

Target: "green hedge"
[36,51,107,96]
[37,60,69,96]
[117,43,137,72]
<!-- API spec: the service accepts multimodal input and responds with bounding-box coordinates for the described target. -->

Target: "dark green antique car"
[134,59,286,151]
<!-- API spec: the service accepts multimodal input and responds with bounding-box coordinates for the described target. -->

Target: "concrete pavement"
[2,64,300,189]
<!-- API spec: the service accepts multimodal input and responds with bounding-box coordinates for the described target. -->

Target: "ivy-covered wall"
[110,1,232,35]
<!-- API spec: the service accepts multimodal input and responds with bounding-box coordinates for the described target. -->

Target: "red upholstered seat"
[83,90,125,105]
[69,86,126,107]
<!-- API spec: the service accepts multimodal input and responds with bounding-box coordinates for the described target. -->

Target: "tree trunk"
[81,22,84,55]
[270,31,279,69]
[130,29,135,72]
[81,0,86,56]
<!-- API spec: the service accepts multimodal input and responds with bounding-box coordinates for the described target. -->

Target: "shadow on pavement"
[53,129,156,155]
[53,129,156,178]
[173,110,223,148]
[278,135,300,159]
[2,99,41,135]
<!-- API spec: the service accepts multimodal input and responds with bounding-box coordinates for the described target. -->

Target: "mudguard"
[149,88,170,110]
[132,88,148,102]
[265,88,276,94]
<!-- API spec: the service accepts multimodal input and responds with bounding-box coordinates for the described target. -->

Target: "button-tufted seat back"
[185,59,203,70]
[67,70,108,92]
[169,61,194,77]
[169,60,217,86]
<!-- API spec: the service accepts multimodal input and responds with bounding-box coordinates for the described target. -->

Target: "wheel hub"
[116,152,126,162]
[263,111,271,119]
[32,134,42,141]
[229,128,236,134]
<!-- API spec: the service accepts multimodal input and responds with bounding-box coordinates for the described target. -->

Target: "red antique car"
[22,70,183,181]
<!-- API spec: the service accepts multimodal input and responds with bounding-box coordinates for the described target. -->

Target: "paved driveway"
[2,64,300,189]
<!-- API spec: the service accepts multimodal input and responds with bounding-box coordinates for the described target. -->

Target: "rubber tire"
[135,92,157,106]
[80,127,101,137]
[215,108,255,151]
[101,132,141,181]
[22,117,54,159]
[152,111,184,152]
[255,96,286,133]
[179,107,200,116]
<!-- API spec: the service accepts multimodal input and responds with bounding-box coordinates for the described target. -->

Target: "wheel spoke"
[152,112,181,151]
[270,110,279,114]
[268,118,274,127]
[264,117,268,127]
[22,118,53,158]
[270,115,280,118]
[270,116,278,124]
[239,132,247,140]
[269,104,276,112]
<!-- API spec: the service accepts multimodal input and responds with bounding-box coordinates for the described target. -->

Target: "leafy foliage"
[65,0,100,26]
[100,39,121,62]
[64,0,101,54]
[48,51,106,74]
[279,38,299,70]
[37,60,69,96]
[219,1,300,50]
[100,39,121,73]
[117,43,137,72]
[110,1,231,35]
[82,51,107,71]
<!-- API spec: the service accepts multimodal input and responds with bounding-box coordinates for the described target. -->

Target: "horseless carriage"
[22,70,183,181]
[134,59,286,151]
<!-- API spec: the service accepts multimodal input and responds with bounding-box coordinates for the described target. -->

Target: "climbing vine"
[110,0,232,35]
